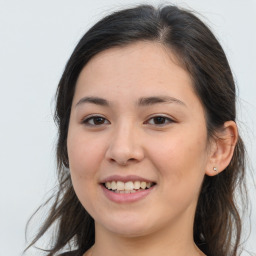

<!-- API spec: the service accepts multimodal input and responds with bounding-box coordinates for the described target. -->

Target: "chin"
[106,223,152,238]
[95,211,159,238]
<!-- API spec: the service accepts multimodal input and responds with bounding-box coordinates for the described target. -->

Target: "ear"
[205,121,238,176]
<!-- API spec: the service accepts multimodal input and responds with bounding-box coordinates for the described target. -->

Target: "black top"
[58,251,80,256]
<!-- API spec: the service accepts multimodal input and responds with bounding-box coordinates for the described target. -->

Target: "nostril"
[109,157,137,166]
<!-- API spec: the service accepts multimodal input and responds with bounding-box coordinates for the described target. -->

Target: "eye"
[145,116,174,126]
[82,115,110,126]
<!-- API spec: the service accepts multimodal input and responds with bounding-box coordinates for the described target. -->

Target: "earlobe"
[205,121,238,176]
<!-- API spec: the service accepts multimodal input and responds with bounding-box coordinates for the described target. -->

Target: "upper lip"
[100,175,155,183]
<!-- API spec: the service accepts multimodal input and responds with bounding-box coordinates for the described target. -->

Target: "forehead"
[73,41,197,107]
[81,41,189,81]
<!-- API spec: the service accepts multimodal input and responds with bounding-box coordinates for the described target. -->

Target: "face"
[67,41,211,238]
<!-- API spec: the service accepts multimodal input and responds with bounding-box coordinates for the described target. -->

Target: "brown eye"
[93,117,105,125]
[153,117,166,124]
[82,116,110,126]
[146,116,174,126]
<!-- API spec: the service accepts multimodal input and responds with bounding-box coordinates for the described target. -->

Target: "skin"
[67,41,237,256]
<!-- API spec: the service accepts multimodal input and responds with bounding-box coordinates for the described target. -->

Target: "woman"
[26,4,247,256]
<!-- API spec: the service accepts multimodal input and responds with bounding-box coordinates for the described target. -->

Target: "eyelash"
[81,115,174,127]
[145,116,174,126]
[82,115,110,126]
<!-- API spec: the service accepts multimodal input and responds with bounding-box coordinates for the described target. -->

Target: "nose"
[105,122,144,166]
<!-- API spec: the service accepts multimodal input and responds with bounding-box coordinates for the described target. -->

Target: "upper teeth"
[105,181,153,191]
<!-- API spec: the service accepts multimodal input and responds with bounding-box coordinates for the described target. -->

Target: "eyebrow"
[137,96,186,107]
[75,96,109,107]
[75,95,186,108]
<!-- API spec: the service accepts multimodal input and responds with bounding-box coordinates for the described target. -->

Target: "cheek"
[67,132,102,212]
[67,130,101,211]
[67,129,104,178]
[148,128,208,191]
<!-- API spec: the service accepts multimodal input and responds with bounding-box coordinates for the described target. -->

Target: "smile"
[100,176,156,203]
[104,181,155,193]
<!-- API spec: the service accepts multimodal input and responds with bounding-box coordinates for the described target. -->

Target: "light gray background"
[0,0,255,255]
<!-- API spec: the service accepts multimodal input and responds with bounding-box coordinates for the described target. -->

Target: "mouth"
[102,180,156,194]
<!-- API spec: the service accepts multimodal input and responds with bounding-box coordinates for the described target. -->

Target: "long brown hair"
[25,4,247,256]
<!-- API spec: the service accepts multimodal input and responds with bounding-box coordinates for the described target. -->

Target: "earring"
[213,167,218,172]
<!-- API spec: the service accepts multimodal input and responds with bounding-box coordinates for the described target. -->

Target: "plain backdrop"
[0,0,255,255]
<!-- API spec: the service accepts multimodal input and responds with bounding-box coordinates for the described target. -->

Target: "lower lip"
[101,184,155,203]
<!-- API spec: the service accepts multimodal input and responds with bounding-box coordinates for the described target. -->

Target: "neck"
[90,213,204,256]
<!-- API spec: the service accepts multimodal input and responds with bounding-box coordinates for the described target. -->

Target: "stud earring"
[213,167,218,172]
